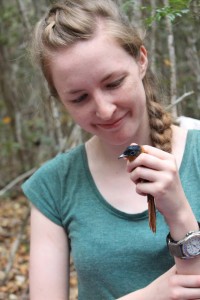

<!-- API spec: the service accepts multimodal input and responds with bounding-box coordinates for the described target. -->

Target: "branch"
[50,97,64,152]
[166,91,194,111]
[164,0,178,119]
[16,0,32,33]
[0,168,37,197]
[0,124,83,198]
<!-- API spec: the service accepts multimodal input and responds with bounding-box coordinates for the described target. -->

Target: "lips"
[96,114,127,130]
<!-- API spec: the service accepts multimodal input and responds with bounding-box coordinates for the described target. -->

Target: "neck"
[86,133,152,167]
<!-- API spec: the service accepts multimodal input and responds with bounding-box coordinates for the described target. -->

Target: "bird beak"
[118,153,126,159]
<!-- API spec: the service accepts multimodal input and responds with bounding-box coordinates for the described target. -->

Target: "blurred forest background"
[0,0,199,299]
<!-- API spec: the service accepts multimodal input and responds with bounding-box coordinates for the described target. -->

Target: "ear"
[138,46,148,79]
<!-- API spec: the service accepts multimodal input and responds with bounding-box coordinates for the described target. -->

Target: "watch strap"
[167,222,200,259]
[166,234,184,257]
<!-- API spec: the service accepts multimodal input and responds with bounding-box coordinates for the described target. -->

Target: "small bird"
[118,145,143,161]
[119,145,156,233]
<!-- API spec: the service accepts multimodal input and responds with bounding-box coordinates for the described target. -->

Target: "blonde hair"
[32,0,172,152]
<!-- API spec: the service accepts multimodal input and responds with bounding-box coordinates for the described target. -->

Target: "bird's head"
[118,145,142,160]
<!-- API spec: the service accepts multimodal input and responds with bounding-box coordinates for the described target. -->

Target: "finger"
[134,181,157,197]
[126,152,168,173]
[169,275,200,299]
[129,166,158,184]
[142,145,172,160]
[174,274,200,288]
[172,287,200,299]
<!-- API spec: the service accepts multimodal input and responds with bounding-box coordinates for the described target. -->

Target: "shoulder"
[172,126,200,168]
[21,144,85,225]
[172,124,200,143]
[185,129,200,156]
[172,125,200,146]
[22,144,85,194]
[187,128,200,143]
[178,128,200,172]
[172,125,188,145]
[172,125,188,168]
[35,144,84,175]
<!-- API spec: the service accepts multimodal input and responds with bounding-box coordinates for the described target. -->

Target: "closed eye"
[106,77,125,89]
[71,93,88,104]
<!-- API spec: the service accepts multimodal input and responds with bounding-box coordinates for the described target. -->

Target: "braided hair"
[31,0,172,152]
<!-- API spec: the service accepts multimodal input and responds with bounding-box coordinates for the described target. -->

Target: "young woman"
[22,0,200,299]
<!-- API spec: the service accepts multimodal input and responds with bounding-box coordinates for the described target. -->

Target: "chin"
[102,134,136,147]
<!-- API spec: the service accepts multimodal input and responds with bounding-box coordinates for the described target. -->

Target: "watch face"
[182,234,200,257]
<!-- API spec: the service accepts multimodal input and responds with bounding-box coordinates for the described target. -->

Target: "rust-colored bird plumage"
[119,145,156,233]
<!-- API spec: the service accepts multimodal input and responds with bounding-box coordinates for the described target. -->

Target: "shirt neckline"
[80,144,149,220]
[80,130,192,220]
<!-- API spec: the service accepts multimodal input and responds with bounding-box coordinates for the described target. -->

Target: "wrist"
[165,206,198,241]
[167,222,200,260]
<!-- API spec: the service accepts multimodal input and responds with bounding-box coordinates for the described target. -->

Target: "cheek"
[63,105,92,128]
[128,84,147,120]
[62,104,82,121]
[69,111,86,124]
[124,80,146,106]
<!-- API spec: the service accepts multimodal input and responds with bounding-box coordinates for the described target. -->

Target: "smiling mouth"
[96,115,126,130]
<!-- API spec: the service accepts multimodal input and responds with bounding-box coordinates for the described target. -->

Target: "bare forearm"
[117,266,176,300]
[167,205,200,275]
[117,265,200,300]
[117,287,150,300]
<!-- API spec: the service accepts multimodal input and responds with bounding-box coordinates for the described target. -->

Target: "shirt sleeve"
[22,156,63,226]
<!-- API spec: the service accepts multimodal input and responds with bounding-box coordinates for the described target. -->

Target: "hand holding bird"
[119,145,156,233]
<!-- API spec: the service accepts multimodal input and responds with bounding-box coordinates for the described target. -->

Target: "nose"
[94,92,117,120]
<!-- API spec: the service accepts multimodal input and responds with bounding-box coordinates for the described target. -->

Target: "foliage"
[142,0,190,25]
[121,0,134,15]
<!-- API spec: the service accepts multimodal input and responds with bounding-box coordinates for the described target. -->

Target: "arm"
[127,145,200,275]
[29,205,70,300]
[167,202,200,275]
[117,266,200,300]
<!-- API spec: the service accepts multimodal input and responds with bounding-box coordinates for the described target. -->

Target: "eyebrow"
[67,88,84,94]
[101,73,113,82]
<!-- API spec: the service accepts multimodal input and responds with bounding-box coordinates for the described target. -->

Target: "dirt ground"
[0,195,78,300]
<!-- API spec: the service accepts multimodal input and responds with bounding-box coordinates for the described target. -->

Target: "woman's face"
[49,32,149,146]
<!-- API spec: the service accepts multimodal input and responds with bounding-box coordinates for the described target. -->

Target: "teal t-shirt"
[22,130,200,300]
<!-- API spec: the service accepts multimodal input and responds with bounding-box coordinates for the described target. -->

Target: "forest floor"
[0,195,78,300]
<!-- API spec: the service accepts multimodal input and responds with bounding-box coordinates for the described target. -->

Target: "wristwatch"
[167,223,200,259]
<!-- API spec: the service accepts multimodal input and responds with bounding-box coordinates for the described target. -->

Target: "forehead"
[49,31,134,77]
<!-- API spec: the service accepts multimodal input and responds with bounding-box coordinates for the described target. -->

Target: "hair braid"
[144,71,173,153]
[31,0,173,153]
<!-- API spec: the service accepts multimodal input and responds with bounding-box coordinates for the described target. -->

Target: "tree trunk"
[150,0,156,74]
[0,46,26,170]
[50,97,64,152]
[163,0,178,119]
[186,29,200,110]
[132,0,143,27]
[15,0,31,33]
